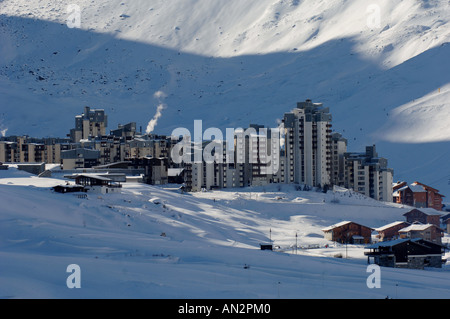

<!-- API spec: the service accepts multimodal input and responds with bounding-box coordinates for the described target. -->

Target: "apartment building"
[0,137,75,164]
[0,141,18,163]
[330,132,348,187]
[344,145,393,202]
[282,100,332,187]
[60,148,101,170]
[70,106,108,143]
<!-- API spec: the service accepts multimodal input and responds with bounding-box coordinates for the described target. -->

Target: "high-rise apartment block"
[282,100,332,188]
[344,145,393,202]
[70,106,108,143]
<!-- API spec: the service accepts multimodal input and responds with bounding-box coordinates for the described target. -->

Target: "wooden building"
[53,184,86,193]
[365,238,445,269]
[73,174,122,194]
[398,223,444,245]
[322,221,373,244]
[374,221,410,242]
[413,182,445,211]
[393,181,445,211]
[403,209,441,228]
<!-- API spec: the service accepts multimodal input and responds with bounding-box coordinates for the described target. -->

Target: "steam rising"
[146,91,167,135]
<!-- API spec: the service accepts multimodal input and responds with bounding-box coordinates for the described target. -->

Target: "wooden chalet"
[322,221,373,244]
[374,221,410,242]
[73,174,122,194]
[403,208,441,228]
[53,184,86,194]
[393,181,445,211]
[365,238,446,269]
[398,223,445,245]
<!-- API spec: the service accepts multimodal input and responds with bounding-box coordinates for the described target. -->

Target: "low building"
[413,182,445,211]
[393,181,445,211]
[128,157,169,185]
[374,221,410,242]
[403,208,442,228]
[322,221,373,244]
[61,148,100,170]
[398,223,444,245]
[52,184,86,193]
[73,174,122,194]
[365,238,446,269]
[17,163,46,175]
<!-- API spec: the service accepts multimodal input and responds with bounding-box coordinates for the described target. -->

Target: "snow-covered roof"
[73,174,112,181]
[366,238,412,249]
[397,185,410,192]
[399,224,435,232]
[322,221,352,232]
[409,184,426,193]
[404,208,442,216]
[375,221,407,232]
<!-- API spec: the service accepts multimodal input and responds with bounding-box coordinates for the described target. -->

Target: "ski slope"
[1,168,450,299]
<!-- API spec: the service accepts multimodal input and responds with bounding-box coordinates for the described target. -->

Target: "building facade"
[70,106,108,143]
[344,145,393,202]
[282,100,332,188]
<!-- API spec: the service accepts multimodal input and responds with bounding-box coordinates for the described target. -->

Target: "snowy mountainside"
[1,170,450,298]
[0,0,449,195]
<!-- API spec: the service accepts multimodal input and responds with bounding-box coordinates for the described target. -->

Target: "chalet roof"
[403,208,442,217]
[74,174,112,181]
[322,221,352,232]
[375,221,408,232]
[409,184,426,193]
[412,181,439,193]
[55,184,83,188]
[322,221,372,232]
[398,223,443,233]
[366,238,411,249]
[366,238,444,250]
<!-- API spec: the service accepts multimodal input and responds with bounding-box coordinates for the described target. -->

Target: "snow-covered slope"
[1,170,450,299]
[0,0,449,195]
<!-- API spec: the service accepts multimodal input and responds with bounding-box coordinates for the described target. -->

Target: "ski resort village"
[1,0,450,300]
[1,101,450,299]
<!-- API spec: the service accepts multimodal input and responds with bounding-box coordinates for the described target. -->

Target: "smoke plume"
[146,91,168,135]
[146,103,166,134]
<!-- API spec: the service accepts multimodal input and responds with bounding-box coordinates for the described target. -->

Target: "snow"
[1,0,450,299]
[375,221,407,232]
[1,170,450,299]
[399,223,437,232]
